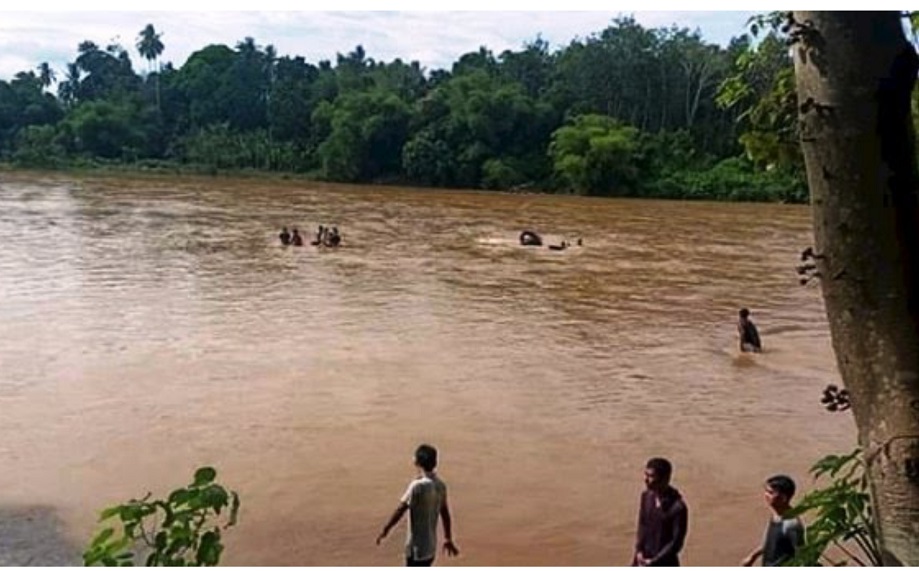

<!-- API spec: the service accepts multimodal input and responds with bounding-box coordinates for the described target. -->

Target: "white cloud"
[0,11,755,82]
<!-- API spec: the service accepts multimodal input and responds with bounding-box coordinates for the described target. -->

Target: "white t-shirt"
[400,472,448,561]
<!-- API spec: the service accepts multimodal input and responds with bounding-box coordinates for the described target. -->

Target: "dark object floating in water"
[519,230,542,246]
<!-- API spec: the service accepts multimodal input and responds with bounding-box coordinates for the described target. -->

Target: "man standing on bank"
[633,457,689,566]
[376,444,460,566]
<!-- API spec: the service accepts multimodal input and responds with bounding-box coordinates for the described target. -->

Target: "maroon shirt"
[634,487,689,566]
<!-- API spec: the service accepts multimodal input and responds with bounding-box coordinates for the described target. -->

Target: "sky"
[0,7,770,82]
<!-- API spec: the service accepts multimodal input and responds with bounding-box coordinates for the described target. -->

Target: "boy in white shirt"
[376,444,459,566]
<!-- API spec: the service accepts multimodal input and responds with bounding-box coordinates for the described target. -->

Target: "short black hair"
[766,474,796,498]
[646,457,673,481]
[415,444,438,471]
[739,308,751,318]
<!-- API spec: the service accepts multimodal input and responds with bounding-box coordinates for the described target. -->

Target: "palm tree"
[58,62,81,107]
[36,62,55,90]
[136,24,165,109]
[264,44,277,152]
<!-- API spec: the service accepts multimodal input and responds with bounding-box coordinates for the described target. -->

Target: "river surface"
[0,171,855,565]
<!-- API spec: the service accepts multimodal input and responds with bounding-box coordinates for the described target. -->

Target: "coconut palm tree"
[36,62,55,90]
[57,62,80,107]
[136,23,164,109]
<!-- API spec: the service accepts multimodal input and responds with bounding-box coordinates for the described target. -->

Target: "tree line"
[0,16,808,201]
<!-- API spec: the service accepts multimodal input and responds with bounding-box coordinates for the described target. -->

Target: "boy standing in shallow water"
[738,308,763,353]
[376,444,459,566]
[741,475,805,566]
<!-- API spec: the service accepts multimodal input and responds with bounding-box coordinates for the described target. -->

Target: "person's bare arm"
[376,503,409,545]
[741,546,763,566]
[440,499,459,556]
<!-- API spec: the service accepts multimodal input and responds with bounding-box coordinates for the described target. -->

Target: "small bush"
[83,466,240,567]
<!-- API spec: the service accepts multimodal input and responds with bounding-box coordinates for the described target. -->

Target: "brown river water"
[0,172,855,566]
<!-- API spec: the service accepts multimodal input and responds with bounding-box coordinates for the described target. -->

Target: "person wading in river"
[738,308,763,353]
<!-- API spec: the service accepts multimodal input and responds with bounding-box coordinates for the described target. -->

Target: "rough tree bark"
[792,11,919,565]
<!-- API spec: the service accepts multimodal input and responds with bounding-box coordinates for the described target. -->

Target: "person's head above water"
[739,308,751,319]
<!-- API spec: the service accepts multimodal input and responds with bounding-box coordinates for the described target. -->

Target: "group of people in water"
[273,219,775,566]
[519,230,582,250]
[522,230,763,354]
[279,225,341,248]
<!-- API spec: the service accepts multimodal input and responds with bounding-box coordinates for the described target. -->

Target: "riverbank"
[0,506,81,566]
[0,157,808,204]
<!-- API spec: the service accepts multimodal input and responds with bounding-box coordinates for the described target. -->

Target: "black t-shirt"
[740,320,761,350]
[762,517,804,566]
[635,488,689,566]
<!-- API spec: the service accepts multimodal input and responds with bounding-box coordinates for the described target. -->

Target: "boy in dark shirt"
[633,457,689,566]
[738,308,763,353]
[742,475,805,566]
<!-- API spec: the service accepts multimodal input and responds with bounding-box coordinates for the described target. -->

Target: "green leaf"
[196,530,223,566]
[194,467,217,487]
[119,504,144,523]
[155,530,168,550]
[99,506,121,522]
[168,489,191,506]
[83,547,105,566]
[90,527,115,548]
[200,485,229,510]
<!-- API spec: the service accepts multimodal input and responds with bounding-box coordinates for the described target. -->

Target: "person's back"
[291,229,304,246]
[279,227,291,246]
[403,473,447,563]
[376,444,458,566]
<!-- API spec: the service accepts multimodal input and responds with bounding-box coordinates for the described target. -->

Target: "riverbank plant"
[83,466,240,567]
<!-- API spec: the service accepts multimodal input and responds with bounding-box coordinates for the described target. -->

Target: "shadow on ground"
[0,505,81,566]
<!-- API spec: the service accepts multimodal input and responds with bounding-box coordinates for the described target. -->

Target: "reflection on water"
[0,172,853,565]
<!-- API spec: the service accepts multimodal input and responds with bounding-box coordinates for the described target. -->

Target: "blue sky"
[0,10,758,82]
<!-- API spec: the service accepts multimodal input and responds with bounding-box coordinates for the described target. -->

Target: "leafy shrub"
[645,156,808,203]
[787,449,882,566]
[83,466,240,567]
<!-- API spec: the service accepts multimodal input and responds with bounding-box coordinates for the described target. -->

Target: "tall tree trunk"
[792,11,919,565]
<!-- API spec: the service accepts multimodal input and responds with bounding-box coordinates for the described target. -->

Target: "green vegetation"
[0,17,806,201]
[789,450,882,566]
[83,467,240,567]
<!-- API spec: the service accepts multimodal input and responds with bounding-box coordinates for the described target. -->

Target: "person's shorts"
[406,557,434,566]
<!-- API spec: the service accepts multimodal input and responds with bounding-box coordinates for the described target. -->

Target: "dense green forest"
[0,17,810,201]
